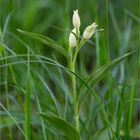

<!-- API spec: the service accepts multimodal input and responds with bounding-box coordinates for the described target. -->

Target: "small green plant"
[68,9,98,132]
[1,4,139,140]
[17,9,135,140]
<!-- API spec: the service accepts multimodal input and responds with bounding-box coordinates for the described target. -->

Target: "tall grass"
[24,47,31,140]
[0,0,140,140]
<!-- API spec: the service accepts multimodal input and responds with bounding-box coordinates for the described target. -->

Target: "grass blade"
[0,103,26,139]
[79,51,135,94]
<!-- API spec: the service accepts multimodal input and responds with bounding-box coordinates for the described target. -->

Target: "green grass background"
[0,0,140,140]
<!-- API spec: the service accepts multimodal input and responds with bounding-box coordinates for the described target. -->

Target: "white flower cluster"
[69,9,97,48]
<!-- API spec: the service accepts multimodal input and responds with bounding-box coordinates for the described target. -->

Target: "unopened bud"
[69,28,80,47]
[69,28,77,47]
[83,22,97,39]
[72,9,81,29]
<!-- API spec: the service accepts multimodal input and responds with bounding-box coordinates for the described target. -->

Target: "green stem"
[1,28,13,140]
[70,61,79,131]
[4,58,13,140]
[69,30,80,131]
[25,48,31,140]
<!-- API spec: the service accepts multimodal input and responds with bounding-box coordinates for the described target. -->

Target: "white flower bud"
[69,28,79,47]
[72,9,81,29]
[83,22,97,39]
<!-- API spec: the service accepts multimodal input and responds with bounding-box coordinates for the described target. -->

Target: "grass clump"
[0,0,140,140]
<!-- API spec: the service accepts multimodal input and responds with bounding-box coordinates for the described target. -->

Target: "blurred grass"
[0,0,140,140]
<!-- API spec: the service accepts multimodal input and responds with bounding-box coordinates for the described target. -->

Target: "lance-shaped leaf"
[17,29,69,59]
[38,113,80,140]
[79,51,135,93]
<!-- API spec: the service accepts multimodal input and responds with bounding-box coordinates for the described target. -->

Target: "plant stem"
[4,58,13,140]
[70,61,79,131]
[1,26,13,140]
[25,48,31,140]
[69,32,80,131]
